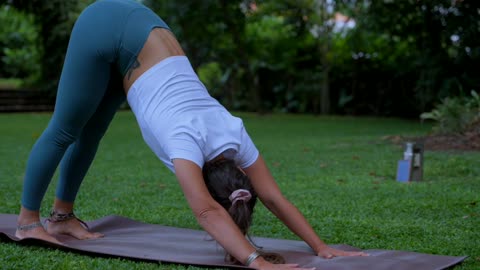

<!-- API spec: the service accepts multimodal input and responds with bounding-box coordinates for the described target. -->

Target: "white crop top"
[126,56,259,173]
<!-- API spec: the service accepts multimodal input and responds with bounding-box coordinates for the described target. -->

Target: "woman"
[15,0,367,269]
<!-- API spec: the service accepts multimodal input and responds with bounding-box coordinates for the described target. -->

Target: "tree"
[2,0,82,92]
[0,5,40,81]
[145,0,251,110]
[353,0,480,115]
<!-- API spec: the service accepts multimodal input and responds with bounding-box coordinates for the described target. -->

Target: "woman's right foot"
[15,223,62,245]
[46,217,104,240]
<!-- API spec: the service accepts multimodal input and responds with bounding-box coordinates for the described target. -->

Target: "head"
[202,158,286,265]
[202,158,257,235]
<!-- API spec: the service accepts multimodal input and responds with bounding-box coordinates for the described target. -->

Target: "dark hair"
[202,158,286,265]
[202,158,257,235]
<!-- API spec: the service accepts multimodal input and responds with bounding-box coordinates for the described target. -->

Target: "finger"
[276,263,299,268]
[344,251,369,257]
[320,253,334,259]
[295,267,315,270]
[279,263,315,270]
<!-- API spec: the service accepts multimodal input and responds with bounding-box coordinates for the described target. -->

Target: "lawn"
[0,111,479,270]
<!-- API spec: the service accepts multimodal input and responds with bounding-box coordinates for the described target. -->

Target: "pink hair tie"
[229,189,252,205]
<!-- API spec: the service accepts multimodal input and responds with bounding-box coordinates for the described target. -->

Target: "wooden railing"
[0,90,55,112]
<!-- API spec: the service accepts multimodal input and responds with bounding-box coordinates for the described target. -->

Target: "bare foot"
[15,225,63,245]
[16,206,62,245]
[46,218,104,240]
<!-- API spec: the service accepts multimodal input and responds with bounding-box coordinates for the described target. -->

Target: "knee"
[79,116,113,143]
[79,129,107,145]
[45,124,81,148]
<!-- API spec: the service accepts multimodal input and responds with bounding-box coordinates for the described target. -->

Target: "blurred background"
[0,0,478,121]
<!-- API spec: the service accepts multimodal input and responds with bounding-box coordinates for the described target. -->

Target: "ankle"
[18,206,40,225]
[17,221,44,232]
[53,198,74,214]
[49,210,76,222]
[17,217,41,226]
[47,209,89,229]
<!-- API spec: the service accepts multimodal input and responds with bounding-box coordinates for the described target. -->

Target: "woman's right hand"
[251,259,315,270]
[261,264,315,270]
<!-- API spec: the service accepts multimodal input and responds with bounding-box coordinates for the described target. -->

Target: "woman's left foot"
[46,212,104,240]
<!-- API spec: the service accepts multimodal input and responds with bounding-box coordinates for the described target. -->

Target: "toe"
[83,232,104,239]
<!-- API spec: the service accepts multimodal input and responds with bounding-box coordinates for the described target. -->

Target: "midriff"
[123,28,185,94]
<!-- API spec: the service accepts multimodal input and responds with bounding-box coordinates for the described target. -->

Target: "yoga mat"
[0,214,467,269]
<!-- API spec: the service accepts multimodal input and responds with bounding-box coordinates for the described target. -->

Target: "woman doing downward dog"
[16,0,367,269]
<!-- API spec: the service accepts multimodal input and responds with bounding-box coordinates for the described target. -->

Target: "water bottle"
[403,142,414,161]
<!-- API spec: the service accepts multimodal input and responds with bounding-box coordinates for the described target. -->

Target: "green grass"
[1,111,479,270]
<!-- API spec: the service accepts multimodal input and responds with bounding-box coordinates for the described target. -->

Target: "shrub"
[197,62,224,98]
[420,90,480,134]
[0,5,41,82]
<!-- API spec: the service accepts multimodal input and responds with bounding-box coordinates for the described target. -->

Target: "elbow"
[193,204,224,224]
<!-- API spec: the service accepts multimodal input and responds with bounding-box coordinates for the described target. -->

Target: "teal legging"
[21,0,169,210]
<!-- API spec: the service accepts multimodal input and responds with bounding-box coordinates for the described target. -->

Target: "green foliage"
[245,15,296,71]
[1,112,479,269]
[353,0,480,115]
[420,90,480,134]
[2,0,479,116]
[0,77,22,89]
[287,67,323,112]
[4,0,83,91]
[197,62,223,98]
[0,5,41,82]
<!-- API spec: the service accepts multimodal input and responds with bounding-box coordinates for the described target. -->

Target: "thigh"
[81,69,126,136]
[49,9,119,136]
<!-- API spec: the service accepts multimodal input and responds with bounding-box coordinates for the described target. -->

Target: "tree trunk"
[316,0,332,115]
[220,0,263,113]
[320,66,330,114]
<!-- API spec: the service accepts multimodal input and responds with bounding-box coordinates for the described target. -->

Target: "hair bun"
[229,189,252,204]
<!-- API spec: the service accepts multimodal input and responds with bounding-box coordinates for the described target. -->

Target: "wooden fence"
[0,90,55,112]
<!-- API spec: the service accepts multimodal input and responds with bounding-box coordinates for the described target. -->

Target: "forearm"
[195,206,267,269]
[245,156,327,253]
[265,197,328,253]
[196,206,254,259]
[173,159,272,268]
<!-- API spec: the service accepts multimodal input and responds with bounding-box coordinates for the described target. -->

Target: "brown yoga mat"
[0,214,467,269]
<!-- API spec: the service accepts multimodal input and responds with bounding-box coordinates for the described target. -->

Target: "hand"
[317,245,369,259]
[251,257,315,270]
[259,263,316,270]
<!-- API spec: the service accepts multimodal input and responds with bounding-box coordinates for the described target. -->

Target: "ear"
[237,166,247,175]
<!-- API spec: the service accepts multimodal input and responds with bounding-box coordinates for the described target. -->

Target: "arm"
[173,158,307,270]
[243,155,367,258]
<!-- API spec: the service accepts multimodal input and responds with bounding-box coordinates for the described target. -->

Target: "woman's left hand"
[317,245,369,259]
